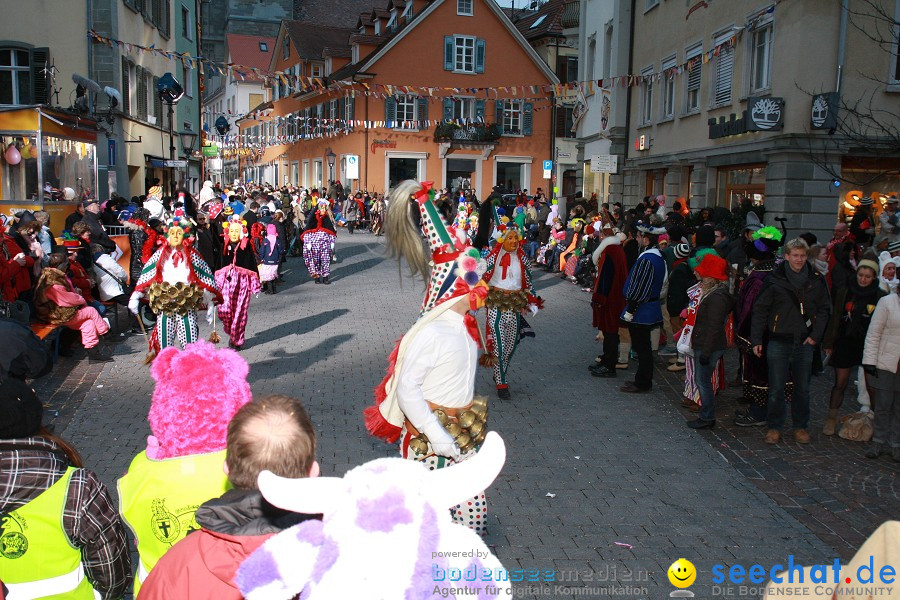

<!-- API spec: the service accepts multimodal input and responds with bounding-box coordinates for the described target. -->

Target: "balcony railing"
[434,122,501,143]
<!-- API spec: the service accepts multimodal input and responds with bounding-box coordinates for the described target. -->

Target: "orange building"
[236,0,559,197]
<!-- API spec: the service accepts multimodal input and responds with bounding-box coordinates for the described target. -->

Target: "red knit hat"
[694,253,728,281]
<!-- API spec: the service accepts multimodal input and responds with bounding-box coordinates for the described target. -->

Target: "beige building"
[624,0,900,239]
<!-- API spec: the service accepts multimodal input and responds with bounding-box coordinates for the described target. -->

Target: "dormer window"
[387,10,397,31]
[402,1,413,20]
[374,20,381,34]
[359,25,365,33]
[259,41,268,52]
[457,0,473,16]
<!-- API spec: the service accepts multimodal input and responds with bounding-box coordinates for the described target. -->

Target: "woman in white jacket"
[862,285,900,461]
[91,244,129,303]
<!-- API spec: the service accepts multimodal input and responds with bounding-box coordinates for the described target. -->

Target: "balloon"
[5,144,21,165]
[28,145,38,159]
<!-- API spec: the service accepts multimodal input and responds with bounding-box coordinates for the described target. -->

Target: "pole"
[168,102,175,195]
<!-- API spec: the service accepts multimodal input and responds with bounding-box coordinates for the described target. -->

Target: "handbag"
[94,259,127,294]
[676,323,694,356]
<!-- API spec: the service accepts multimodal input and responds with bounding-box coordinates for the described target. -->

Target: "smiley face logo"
[668,558,697,588]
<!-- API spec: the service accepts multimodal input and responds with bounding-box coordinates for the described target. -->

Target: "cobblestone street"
[39,234,897,598]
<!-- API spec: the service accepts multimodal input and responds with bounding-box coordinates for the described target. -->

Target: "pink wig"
[148,340,252,459]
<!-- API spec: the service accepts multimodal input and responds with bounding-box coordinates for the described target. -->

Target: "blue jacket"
[621,248,666,326]
[259,238,284,265]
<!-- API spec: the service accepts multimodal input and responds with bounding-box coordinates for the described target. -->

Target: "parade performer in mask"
[128,210,222,359]
[215,215,260,350]
[363,180,493,535]
[482,225,543,399]
[302,198,337,285]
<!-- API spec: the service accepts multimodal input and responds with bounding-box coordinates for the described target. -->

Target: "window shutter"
[444,36,454,71]
[555,104,566,137]
[30,48,50,105]
[337,97,345,131]
[346,96,355,131]
[475,39,486,74]
[495,100,504,134]
[687,57,701,92]
[475,99,485,121]
[122,58,131,115]
[417,96,428,127]
[385,96,396,125]
[442,98,453,121]
[153,76,161,121]
[163,0,170,36]
[523,102,533,135]
[714,43,733,105]
[137,69,147,121]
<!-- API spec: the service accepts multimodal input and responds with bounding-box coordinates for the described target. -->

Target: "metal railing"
[434,122,501,143]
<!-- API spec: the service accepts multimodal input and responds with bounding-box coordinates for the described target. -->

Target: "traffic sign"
[589,155,618,173]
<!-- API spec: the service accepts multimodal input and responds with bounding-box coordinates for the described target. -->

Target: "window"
[640,66,653,125]
[343,96,354,131]
[0,49,31,106]
[182,63,192,98]
[684,43,702,113]
[502,100,522,135]
[712,30,734,106]
[661,56,676,119]
[645,0,659,10]
[444,36,484,74]
[452,98,474,121]
[556,55,578,84]
[457,0,473,16]
[310,63,323,78]
[530,15,547,29]
[749,18,773,93]
[555,106,576,138]
[259,41,268,52]
[893,0,900,84]
[181,5,191,39]
[401,0,413,20]
[396,94,417,128]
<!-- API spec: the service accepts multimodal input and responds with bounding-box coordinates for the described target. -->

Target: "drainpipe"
[623,0,635,204]
[551,35,559,208]
[836,0,849,93]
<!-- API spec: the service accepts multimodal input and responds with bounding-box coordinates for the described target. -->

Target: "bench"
[30,322,62,361]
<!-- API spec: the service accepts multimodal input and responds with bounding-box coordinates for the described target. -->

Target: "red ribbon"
[413,181,434,204]
[464,313,482,349]
[467,283,489,312]
[499,252,511,279]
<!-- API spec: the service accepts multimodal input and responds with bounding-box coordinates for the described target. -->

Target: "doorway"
[496,161,525,193]
[447,158,477,194]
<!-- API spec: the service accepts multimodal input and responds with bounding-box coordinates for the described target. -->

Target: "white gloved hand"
[206,304,216,325]
[128,292,143,315]
[529,303,539,316]
[622,311,634,323]
[422,419,461,461]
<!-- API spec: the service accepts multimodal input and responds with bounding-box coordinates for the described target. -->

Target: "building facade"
[623,0,900,239]
[236,0,559,197]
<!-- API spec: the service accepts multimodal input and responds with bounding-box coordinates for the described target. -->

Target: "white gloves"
[422,419,461,461]
[206,304,216,325]
[128,292,143,315]
[622,311,634,323]
[529,303,539,316]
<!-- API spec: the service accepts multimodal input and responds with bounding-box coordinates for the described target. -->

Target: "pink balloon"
[5,144,21,165]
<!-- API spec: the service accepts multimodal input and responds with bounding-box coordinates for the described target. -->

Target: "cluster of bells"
[408,396,488,456]
[147,281,203,315]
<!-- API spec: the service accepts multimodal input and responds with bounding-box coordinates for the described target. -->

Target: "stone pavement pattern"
[39,233,896,599]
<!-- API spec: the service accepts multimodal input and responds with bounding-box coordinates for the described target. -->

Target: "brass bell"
[433,409,449,425]
[408,436,429,455]
[445,422,461,439]
[456,433,472,451]
[473,428,486,444]
[468,420,484,439]
[175,282,185,291]
[458,410,477,429]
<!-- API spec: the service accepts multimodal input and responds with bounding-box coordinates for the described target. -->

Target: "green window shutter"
[347,96,355,131]
[475,99,485,121]
[443,98,453,121]
[523,102,533,135]
[475,39,486,74]
[495,100,504,135]
[385,96,396,125]
[31,48,50,105]
[121,58,130,115]
[417,96,428,127]
[444,36,454,71]
[337,97,345,131]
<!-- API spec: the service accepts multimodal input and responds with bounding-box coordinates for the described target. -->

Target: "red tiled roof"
[226,34,276,82]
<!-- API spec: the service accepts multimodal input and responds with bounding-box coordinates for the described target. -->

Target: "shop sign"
[747,96,784,131]
[345,155,359,179]
[708,112,748,139]
[370,139,397,154]
[202,144,218,157]
[811,92,839,130]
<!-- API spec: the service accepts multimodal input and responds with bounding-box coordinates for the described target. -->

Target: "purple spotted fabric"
[356,488,413,532]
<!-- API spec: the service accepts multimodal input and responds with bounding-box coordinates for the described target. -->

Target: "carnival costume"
[236,433,512,599]
[364,180,493,535]
[482,226,543,398]
[118,341,252,594]
[302,199,337,284]
[216,215,261,349]
[129,210,222,358]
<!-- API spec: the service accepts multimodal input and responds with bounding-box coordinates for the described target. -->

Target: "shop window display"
[1,134,38,201]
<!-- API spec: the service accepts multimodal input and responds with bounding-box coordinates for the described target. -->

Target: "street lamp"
[157,73,184,195]
[180,130,198,155]
[326,149,336,182]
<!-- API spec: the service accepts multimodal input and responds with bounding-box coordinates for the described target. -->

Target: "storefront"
[0,106,97,234]
[716,163,767,209]
[838,157,898,225]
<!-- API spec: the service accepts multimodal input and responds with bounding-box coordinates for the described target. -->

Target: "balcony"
[434,122,501,144]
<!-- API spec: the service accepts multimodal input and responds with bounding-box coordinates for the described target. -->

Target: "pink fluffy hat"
[146,340,252,459]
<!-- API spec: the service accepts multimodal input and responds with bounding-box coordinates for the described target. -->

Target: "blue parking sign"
[543,160,553,171]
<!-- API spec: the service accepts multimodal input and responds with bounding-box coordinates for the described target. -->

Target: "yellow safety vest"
[0,467,97,599]
[117,450,230,596]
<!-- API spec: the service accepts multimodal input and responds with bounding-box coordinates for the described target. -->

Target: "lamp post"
[180,130,198,193]
[326,149,336,183]
[157,73,184,195]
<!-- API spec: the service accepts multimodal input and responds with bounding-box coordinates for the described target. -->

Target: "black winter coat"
[751,262,832,345]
